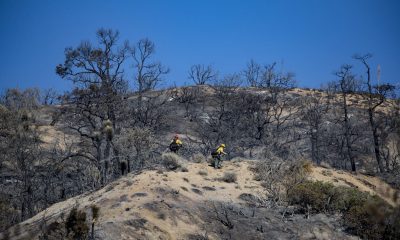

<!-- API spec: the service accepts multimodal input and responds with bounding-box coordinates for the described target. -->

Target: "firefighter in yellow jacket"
[169,135,183,153]
[211,144,227,169]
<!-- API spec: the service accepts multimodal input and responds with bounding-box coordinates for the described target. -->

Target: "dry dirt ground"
[2,158,399,240]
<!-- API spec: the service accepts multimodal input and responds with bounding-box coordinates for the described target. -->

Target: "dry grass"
[220,172,237,183]
[198,170,208,176]
[162,152,187,171]
[191,153,206,163]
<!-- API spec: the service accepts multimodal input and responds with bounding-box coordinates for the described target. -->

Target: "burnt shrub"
[384,206,400,239]
[65,208,89,240]
[343,198,389,239]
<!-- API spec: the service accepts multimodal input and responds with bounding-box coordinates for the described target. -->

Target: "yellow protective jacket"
[173,139,183,146]
[216,146,226,155]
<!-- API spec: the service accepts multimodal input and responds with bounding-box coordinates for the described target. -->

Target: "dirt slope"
[2,160,398,240]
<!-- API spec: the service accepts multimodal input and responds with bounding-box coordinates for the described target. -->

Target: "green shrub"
[287,180,400,239]
[329,186,370,212]
[288,181,334,213]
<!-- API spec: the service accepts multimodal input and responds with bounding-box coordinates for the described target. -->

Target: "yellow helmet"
[220,144,226,147]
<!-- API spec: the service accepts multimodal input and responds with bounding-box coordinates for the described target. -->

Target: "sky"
[0,0,399,92]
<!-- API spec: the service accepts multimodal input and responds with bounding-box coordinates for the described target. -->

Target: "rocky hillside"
[2,157,398,240]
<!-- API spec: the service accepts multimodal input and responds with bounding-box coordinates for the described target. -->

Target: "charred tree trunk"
[342,92,356,172]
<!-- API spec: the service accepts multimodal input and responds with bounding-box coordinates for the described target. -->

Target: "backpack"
[169,141,179,151]
[211,149,219,157]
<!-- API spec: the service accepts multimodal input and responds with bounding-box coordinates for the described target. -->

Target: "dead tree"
[0,89,42,221]
[115,127,155,171]
[41,88,59,105]
[131,38,169,93]
[172,86,199,119]
[243,60,295,90]
[193,74,241,154]
[333,64,360,171]
[130,38,169,132]
[128,90,170,131]
[56,28,129,186]
[300,95,329,164]
[188,64,217,85]
[353,53,395,172]
[243,59,262,87]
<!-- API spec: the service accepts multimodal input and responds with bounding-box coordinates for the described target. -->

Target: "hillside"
[2,158,398,240]
[1,85,399,239]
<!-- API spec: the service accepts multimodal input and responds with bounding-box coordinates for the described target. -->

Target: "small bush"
[157,212,166,220]
[181,166,189,172]
[90,205,100,220]
[191,153,206,163]
[251,156,311,205]
[65,208,89,240]
[288,181,335,213]
[300,159,313,174]
[198,170,208,176]
[329,186,370,212]
[162,152,187,171]
[192,188,203,195]
[202,186,216,191]
[321,170,333,177]
[131,192,148,198]
[220,172,237,183]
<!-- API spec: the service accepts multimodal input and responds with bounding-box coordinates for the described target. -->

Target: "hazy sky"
[0,0,399,92]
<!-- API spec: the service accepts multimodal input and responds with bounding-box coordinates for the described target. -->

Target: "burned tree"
[300,94,329,164]
[0,89,42,221]
[131,38,169,93]
[41,88,59,105]
[188,64,218,85]
[243,60,295,90]
[56,28,129,186]
[331,65,361,171]
[129,38,170,131]
[116,127,155,171]
[353,53,395,173]
[243,59,262,87]
[194,74,241,154]
[172,86,200,119]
